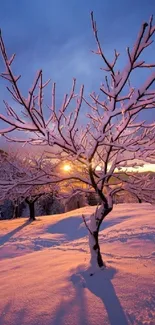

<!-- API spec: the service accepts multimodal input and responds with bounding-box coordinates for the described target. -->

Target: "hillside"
[0,204,155,325]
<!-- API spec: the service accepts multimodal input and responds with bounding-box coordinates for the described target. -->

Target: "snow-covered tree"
[0,151,59,220]
[0,14,155,268]
[37,193,65,215]
[64,192,87,212]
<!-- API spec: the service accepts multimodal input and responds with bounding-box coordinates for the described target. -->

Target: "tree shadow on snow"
[70,267,129,325]
[0,301,26,325]
[0,220,30,247]
[52,271,89,325]
[100,215,131,232]
[47,216,88,241]
[47,215,131,242]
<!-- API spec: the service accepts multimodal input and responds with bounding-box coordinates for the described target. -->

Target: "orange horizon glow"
[96,163,155,173]
[124,163,155,173]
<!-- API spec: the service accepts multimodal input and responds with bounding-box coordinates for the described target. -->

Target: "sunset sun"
[63,164,71,172]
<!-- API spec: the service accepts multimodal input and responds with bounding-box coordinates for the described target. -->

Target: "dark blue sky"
[0,0,155,142]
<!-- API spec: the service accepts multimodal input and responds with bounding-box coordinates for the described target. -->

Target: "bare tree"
[0,14,155,268]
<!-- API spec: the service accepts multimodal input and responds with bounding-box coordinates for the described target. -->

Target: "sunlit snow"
[0,203,155,325]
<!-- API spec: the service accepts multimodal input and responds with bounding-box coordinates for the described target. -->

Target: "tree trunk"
[89,230,105,268]
[28,201,36,221]
[26,194,43,221]
[88,204,112,269]
[13,204,19,218]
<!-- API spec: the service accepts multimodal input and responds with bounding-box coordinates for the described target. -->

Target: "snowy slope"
[0,204,155,325]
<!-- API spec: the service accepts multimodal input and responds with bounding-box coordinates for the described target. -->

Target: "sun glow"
[63,164,71,172]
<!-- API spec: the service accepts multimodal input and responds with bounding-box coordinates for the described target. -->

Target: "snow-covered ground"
[0,203,155,325]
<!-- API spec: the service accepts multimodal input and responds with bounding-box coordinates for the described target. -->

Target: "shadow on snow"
[46,215,131,242]
[0,220,31,247]
[47,216,88,241]
[69,266,129,325]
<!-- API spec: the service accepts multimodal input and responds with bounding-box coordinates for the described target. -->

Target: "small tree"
[0,14,155,268]
[0,152,58,221]
[65,192,87,212]
[38,193,65,215]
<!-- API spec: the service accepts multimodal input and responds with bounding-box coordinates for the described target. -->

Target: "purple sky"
[0,0,155,146]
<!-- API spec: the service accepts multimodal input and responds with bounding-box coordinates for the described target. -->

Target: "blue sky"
[0,0,155,145]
